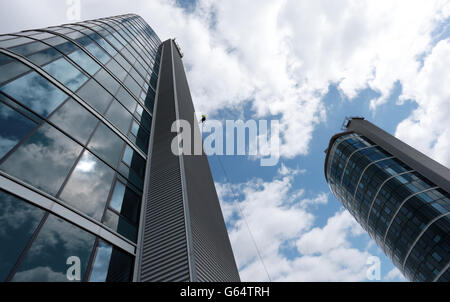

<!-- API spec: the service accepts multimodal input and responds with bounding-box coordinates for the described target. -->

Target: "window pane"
[0,99,38,160]
[27,47,62,66]
[68,49,101,76]
[59,151,115,221]
[122,145,133,166]
[106,247,133,281]
[49,99,98,145]
[94,69,120,96]
[76,79,112,114]
[105,101,133,135]
[124,76,141,98]
[88,241,112,282]
[109,181,126,212]
[43,57,88,91]
[9,41,49,57]
[0,124,83,196]
[115,86,137,112]
[0,70,68,117]
[0,36,33,48]
[0,60,30,86]
[11,214,96,282]
[88,123,125,168]
[86,43,109,64]
[103,210,137,243]
[0,190,46,281]
[106,59,127,81]
[130,120,139,136]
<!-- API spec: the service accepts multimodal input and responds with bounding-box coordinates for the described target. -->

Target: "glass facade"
[326,133,450,282]
[0,14,162,282]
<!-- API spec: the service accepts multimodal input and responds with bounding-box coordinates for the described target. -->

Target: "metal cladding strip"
[170,40,197,282]
[433,261,450,282]
[171,41,241,281]
[365,170,415,225]
[133,42,164,282]
[351,157,394,206]
[382,186,439,256]
[137,39,190,282]
[347,118,450,195]
[0,48,147,160]
[0,172,135,254]
[345,157,394,213]
[401,212,449,272]
[339,145,377,186]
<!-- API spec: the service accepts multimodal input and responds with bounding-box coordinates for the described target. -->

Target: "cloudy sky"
[2,0,450,281]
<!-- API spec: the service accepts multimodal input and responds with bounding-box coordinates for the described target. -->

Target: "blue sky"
[2,0,450,282]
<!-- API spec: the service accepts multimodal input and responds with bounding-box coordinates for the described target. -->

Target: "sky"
[1,0,450,282]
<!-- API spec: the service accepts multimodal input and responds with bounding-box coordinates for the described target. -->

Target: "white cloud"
[395,39,450,167]
[217,168,373,281]
[2,0,449,162]
[385,267,407,282]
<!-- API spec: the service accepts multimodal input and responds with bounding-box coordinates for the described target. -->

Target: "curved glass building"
[0,14,239,282]
[325,118,449,282]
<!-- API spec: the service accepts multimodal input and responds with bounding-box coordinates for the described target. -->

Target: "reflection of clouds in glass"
[49,99,98,145]
[12,266,68,282]
[0,191,44,237]
[0,135,16,159]
[0,71,68,117]
[29,215,94,255]
[89,242,112,282]
[60,151,115,221]
[0,124,83,196]
[76,157,96,173]
[43,58,88,92]
[88,123,125,167]
[13,215,95,282]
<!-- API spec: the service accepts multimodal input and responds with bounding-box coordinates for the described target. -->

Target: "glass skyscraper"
[325,117,449,282]
[0,14,239,282]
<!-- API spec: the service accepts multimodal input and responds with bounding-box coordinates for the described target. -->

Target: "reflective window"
[115,86,137,112]
[88,241,112,282]
[94,69,120,96]
[9,41,49,57]
[60,151,115,221]
[106,59,127,81]
[88,123,125,168]
[109,180,140,224]
[11,214,96,282]
[0,124,83,196]
[0,99,38,160]
[27,46,62,66]
[86,43,110,64]
[76,79,112,114]
[124,76,141,98]
[105,101,133,135]
[122,145,133,166]
[49,99,98,145]
[130,120,139,137]
[68,49,101,76]
[0,70,68,117]
[43,57,88,91]
[0,56,31,85]
[103,209,137,242]
[0,36,33,48]
[0,190,46,281]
